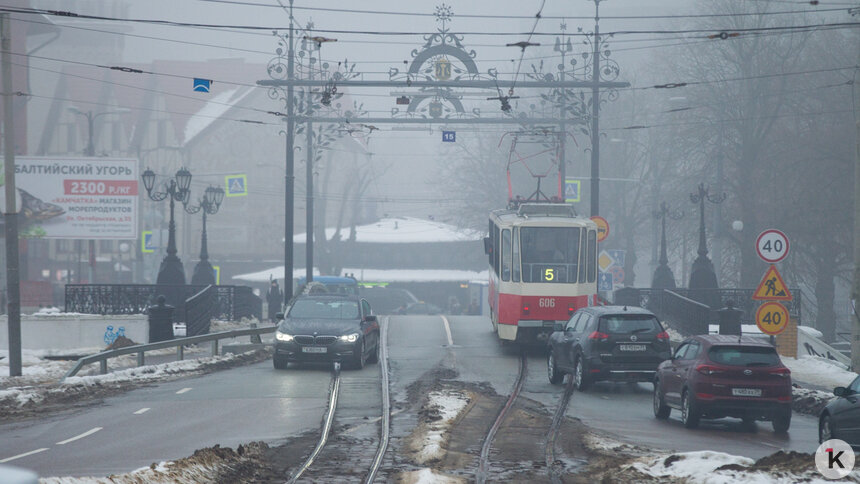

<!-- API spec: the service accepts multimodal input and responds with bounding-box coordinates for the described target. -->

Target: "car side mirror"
[275,312,285,321]
[834,386,849,397]
[553,322,564,332]
[364,315,377,323]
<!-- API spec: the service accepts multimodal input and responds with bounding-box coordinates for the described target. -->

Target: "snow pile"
[633,450,838,484]
[398,468,465,484]
[412,390,470,464]
[783,355,856,390]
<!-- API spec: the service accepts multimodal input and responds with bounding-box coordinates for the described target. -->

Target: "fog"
[9,0,857,340]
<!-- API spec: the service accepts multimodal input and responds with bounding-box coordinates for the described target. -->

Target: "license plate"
[302,346,327,354]
[732,388,762,397]
[619,344,646,352]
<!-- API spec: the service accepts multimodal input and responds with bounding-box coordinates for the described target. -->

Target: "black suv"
[273,294,380,370]
[547,306,671,389]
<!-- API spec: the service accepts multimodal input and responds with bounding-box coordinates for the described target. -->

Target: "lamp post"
[184,185,225,285]
[689,183,725,306]
[68,106,131,283]
[141,167,192,285]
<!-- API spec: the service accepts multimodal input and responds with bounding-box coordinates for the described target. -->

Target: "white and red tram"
[485,203,599,343]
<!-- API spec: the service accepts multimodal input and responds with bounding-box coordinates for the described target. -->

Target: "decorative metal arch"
[387,4,497,119]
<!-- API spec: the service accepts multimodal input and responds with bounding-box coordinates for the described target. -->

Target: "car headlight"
[339,333,360,343]
[275,331,294,342]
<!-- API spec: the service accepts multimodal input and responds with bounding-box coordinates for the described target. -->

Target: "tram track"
[287,317,392,483]
[477,349,578,484]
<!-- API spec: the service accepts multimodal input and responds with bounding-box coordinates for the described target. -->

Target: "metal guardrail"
[62,325,277,381]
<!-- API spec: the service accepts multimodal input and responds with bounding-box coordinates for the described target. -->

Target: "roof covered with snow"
[232,266,488,283]
[293,217,482,244]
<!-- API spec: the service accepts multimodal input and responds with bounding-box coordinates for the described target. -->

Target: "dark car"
[819,375,860,446]
[653,335,792,432]
[405,301,443,315]
[547,306,671,389]
[273,294,380,370]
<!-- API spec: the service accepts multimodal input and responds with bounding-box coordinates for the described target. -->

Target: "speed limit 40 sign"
[756,229,789,263]
[755,301,789,335]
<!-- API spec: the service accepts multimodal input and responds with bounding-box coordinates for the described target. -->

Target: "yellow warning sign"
[756,302,789,335]
[752,265,793,301]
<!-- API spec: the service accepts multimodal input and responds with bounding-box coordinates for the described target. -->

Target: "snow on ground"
[414,391,471,464]
[398,468,465,484]
[633,450,836,484]
[783,355,856,390]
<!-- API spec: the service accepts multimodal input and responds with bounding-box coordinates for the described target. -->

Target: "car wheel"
[573,355,591,391]
[652,380,670,419]
[547,350,564,385]
[367,338,379,364]
[741,416,757,432]
[352,339,366,370]
[772,411,791,434]
[273,355,288,370]
[681,390,700,429]
[820,414,834,442]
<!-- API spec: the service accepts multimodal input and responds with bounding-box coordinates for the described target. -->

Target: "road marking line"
[441,315,454,346]
[0,448,49,463]
[176,387,192,394]
[134,407,150,415]
[56,427,102,445]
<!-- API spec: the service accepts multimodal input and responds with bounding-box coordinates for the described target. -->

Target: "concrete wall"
[0,314,148,352]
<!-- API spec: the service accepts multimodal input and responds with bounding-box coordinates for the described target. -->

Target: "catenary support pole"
[284,0,295,302]
[589,1,601,216]
[2,13,21,376]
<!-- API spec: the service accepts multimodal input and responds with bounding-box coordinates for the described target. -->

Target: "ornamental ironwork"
[388,3,498,119]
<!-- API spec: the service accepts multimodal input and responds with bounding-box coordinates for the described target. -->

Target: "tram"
[485,203,599,344]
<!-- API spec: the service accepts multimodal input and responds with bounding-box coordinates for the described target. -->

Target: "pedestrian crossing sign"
[225,174,247,197]
[564,178,581,203]
[141,230,154,253]
[752,264,793,301]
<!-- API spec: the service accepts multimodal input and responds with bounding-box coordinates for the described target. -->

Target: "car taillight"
[656,331,669,340]
[523,305,530,314]
[777,395,792,402]
[588,331,609,341]
[695,364,724,375]
[696,392,715,400]
[568,306,575,315]
[770,367,791,378]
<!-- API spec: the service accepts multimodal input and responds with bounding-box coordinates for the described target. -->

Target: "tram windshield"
[520,227,582,283]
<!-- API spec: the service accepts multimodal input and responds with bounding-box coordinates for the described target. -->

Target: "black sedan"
[273,294,380,370]
[820,375,860,446]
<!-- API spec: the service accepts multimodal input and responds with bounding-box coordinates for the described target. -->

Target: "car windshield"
[287,299,359,320]
[708,346,780,366]
[597,315,661,334]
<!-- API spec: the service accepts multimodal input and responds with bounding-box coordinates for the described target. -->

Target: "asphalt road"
[0,314,823,478]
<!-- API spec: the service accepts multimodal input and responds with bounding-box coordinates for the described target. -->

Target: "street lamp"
[141,167,192,285]
[67,106,131,157]
[67,106,131,283]
[184,185,225,285]
[689,183,726,306]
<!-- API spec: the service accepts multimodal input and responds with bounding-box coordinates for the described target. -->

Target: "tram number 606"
[539,298,555,308]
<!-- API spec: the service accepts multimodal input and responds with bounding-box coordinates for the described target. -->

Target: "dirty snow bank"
[783,355,856,390]
[414,391,470,464]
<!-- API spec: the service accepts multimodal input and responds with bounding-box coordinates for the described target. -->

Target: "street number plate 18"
[732,388,762,397]
[302,346,327,353]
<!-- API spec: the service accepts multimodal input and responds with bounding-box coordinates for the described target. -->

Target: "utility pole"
[555,22,572,198]
[851,6,860,371]
[2,13,21,376]
[305,38,315,284]
[590,0,602,216]
[284,0,295,303]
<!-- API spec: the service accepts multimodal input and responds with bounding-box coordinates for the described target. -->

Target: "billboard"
[7,157,139,239]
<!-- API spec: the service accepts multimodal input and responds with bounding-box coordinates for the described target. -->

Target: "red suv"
[652,335,792,432]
